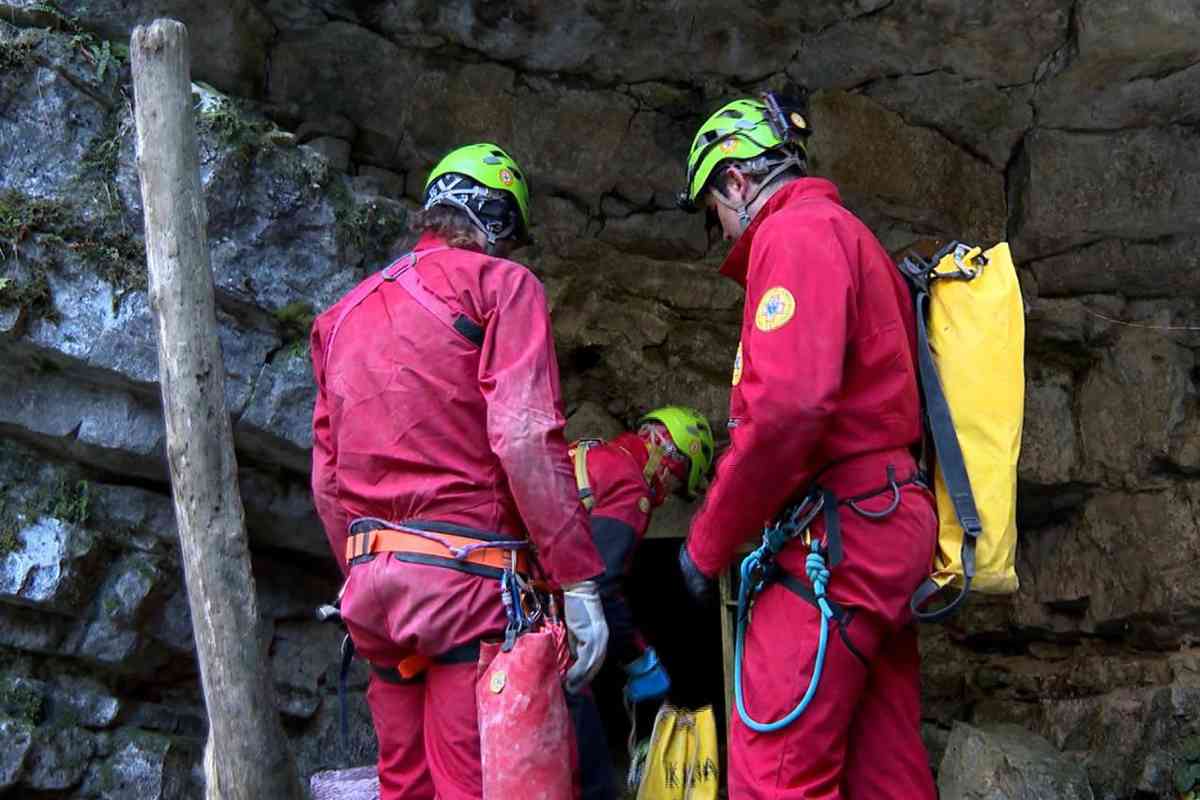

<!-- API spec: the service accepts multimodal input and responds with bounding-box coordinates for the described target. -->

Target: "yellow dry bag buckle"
[934,243,987,281]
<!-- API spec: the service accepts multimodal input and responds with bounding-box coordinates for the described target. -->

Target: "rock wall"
[1,1,1198,797]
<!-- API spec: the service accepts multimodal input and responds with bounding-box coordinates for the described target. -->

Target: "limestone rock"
[810,91,1006,246]
[57,0,274,98]
[311,765,378,800]
[25,724,96,791]
[1042,685,1200,798]
[564,401,624,443]
[49,676,120,729]
[1036,0,1200,129]
[0,24,118,200]
[271,621,344,719]
[1031,236,1200,299]
[78,727,200,800]
[1018,366,1077,486]
[305,136,352,173]
[0,715,33,788]
[1012,127,1200,260]
[0,518,98,614]
[865,73,1034,168]
[938,722,1093,800]
[1077,326,1193,484]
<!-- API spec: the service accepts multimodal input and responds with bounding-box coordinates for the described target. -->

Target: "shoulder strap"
[390,256,484,348]
[908,284,981,622]
[322,247,483,373]
[571,441,597,511]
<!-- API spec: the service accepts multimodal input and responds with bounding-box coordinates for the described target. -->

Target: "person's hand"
[563,581,609,693]
[624,647,671,704]
[679,542,716,606]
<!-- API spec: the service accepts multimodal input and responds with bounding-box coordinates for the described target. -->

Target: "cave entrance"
[588,535,736,793]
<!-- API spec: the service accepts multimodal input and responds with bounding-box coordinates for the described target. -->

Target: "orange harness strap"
[344,528,531,576]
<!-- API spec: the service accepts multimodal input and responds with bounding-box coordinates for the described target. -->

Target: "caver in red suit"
[683,178,938,799]
[311,227,605,800]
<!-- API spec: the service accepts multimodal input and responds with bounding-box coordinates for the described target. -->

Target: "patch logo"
[499,168,514,186]
[719,138,738,154]
[755,287,795,332]
[732,341,743,386]
[638,497,651,514]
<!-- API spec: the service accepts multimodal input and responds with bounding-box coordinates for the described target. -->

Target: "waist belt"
[345,523,531,577]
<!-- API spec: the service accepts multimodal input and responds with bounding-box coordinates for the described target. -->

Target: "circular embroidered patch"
[732,341,743,386]
[499,168,514,186]
[489,670,506,694]
[638,497,651,514]
[755,287,796,332]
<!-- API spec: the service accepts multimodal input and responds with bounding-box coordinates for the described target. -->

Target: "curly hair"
[409,205,482,250]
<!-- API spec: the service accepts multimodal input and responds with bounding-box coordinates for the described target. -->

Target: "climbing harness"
[321,246,484,373]
[733,467,924,732]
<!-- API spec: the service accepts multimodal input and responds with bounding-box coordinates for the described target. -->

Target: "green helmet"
[424,143,531,245]
[679,92,812,212]
[639,406,716,498]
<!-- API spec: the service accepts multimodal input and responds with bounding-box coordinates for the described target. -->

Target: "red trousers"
[729,452,938,799]
[343,556,505,800]
[366,664,482,800]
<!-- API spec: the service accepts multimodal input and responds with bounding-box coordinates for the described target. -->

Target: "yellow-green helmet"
[679,92,812,212]
[639,406,716,497]
[424,143,531,244]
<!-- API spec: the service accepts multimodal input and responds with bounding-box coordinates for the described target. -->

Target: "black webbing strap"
[908,285,980,622]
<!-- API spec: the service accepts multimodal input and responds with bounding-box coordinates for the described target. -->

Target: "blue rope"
[734,537,834,733]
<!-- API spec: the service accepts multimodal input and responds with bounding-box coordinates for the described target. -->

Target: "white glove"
[563,580,609,694]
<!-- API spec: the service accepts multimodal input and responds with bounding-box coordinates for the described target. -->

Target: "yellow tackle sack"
[628,704,719,800]
[898,241,1025,621]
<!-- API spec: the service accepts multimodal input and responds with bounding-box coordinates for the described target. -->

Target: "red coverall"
[685,179,938,799]
[570,433,664,800]
[311,231,604,800]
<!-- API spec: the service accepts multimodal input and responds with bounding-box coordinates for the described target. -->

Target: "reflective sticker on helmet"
[755,287,796,332]
[732,341,743,385]
[719,138,738,154]
[499,168,514,186]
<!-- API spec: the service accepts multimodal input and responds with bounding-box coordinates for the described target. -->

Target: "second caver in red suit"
[685,178,939,799]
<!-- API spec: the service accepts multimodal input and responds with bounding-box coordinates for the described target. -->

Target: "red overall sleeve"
[309,320,350,576]
[686,219,858,576]
[478,269,604,587]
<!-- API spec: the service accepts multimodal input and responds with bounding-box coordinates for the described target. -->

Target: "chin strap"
[712,151,806,233]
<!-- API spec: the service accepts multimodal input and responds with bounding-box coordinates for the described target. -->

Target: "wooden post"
[131,20,305,800]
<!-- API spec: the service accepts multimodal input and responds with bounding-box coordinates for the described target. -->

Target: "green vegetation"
[329,178,407,258]
[0,476,91,553]
[197,94,275,165]
[273,301,316,347]
[0,676,44,725]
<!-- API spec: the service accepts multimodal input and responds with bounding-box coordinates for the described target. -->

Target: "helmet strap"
[712,150,805,233]
[424,175,515,249]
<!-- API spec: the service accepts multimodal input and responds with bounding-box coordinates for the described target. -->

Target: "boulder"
[938,722,1093,800]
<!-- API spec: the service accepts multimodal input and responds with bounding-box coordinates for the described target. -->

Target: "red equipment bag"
[477,622,575,799]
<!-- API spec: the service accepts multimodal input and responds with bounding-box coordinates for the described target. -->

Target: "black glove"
[678,542,716,606]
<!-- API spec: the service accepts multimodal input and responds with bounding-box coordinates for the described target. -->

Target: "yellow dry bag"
[899,241,1025,621]
[629,704,719,800]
